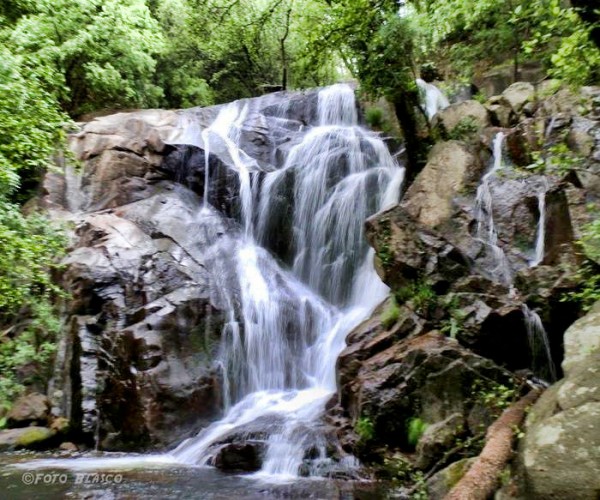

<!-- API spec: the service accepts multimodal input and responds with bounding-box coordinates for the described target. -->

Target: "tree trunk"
[393,91,430,185]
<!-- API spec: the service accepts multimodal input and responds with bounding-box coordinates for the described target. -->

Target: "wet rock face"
[366,205,472,293]
[336,84,600,482]
[213,442,265,472]
[53,200,228,449]
[337,329,512,463]
[402,141,485,228]
[432,100,490,138]
[41,88,327,450]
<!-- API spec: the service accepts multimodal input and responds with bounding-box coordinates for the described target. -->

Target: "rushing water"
[416,78,449,120]
[522,305,557,382]
[473,132,555,381]
[530,178,549,267]
[474,132,513,285]
[12,84,403,484]
[169,84,404,478]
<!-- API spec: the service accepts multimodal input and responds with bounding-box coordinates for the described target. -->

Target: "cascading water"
[522,305,557,382]
[474,132,513,284]
[417,78,450,120]
[530,179,549,267]
[169,84,404,478]
[473,133,555,381]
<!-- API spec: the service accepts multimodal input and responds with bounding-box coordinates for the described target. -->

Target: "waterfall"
[530,179,548,267]
[522,305,557,382]
[169,84,404,478]
[474,132,512,284]
[473,133,555,380]
[417,78,449,120]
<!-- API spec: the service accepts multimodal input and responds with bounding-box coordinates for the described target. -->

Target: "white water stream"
[474,132,555,381]
[166,84,403,478]
[474,132,513,285]
[416,78,449,120]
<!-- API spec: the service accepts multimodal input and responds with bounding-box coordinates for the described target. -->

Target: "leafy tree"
[0,207,66,407]
[309,0,430,177]
[156,0,338,106]
[0,31,68,407]
[409,0,600,86]
[2,0,165,116]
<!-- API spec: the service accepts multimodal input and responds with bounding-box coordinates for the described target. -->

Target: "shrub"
[365,106,384,129]
[355,416,375,442]
[406,417,428,447]
[381,296,401,328]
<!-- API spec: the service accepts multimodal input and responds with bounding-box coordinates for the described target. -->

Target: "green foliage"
[395,279,438,316]
[440,296,468,339]
[0,47,69,199]
[563,219,600,311]
[2,0,166,116]
[355,416,375,442]
[446,116,479,141]
[473,380,517,417]
[410,0,600,87]
[381,296,401,329]
[0,43,68,409]
[382,452,428,498]
[526,143,585,176]
[0,206,67,407]
[365,107,384,129]
[406,417,428,447]
[155,0,339,106]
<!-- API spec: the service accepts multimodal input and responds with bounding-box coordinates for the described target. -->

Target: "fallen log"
[444,389,542,500]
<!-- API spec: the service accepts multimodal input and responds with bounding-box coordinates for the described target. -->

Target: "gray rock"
[403,141,484,228]
[426,457,476,500]
[337,330,512,453]
[432,100,490,137]
[518,301,600,499]
[0,426,56,451]
[502,82,536,115]
[6,393,50,428]
[213,442,265,472]
[415,412,464,470]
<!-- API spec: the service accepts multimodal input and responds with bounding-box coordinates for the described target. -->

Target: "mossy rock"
[426,457,476,499]
[16,427,56,449]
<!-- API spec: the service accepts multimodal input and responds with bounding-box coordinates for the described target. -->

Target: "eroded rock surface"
[517,301,600,500]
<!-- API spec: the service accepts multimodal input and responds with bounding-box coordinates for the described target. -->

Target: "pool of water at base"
[0,452,387,499]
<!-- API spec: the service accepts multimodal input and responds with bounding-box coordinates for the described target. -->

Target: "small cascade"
[65,164,85,212]
[417,78,450,120]
[530,179,549,267]
[168,84,404,478]
[522,305,557,382]
[473,134,558,378]
[474,132,512,284]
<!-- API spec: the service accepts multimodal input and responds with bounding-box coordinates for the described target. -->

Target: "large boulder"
[365,205,472,292]
[0,426,57,451]
[213,442,265,472]
[432,100,490,137]
[402,141,484,228]
[502,82,536,116]
[337,330,513,464]
[517,301,600,499]
[6,393,50,428]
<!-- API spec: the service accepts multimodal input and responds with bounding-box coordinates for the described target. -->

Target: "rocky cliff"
[329,82,599,497]
[36,90,326,449]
